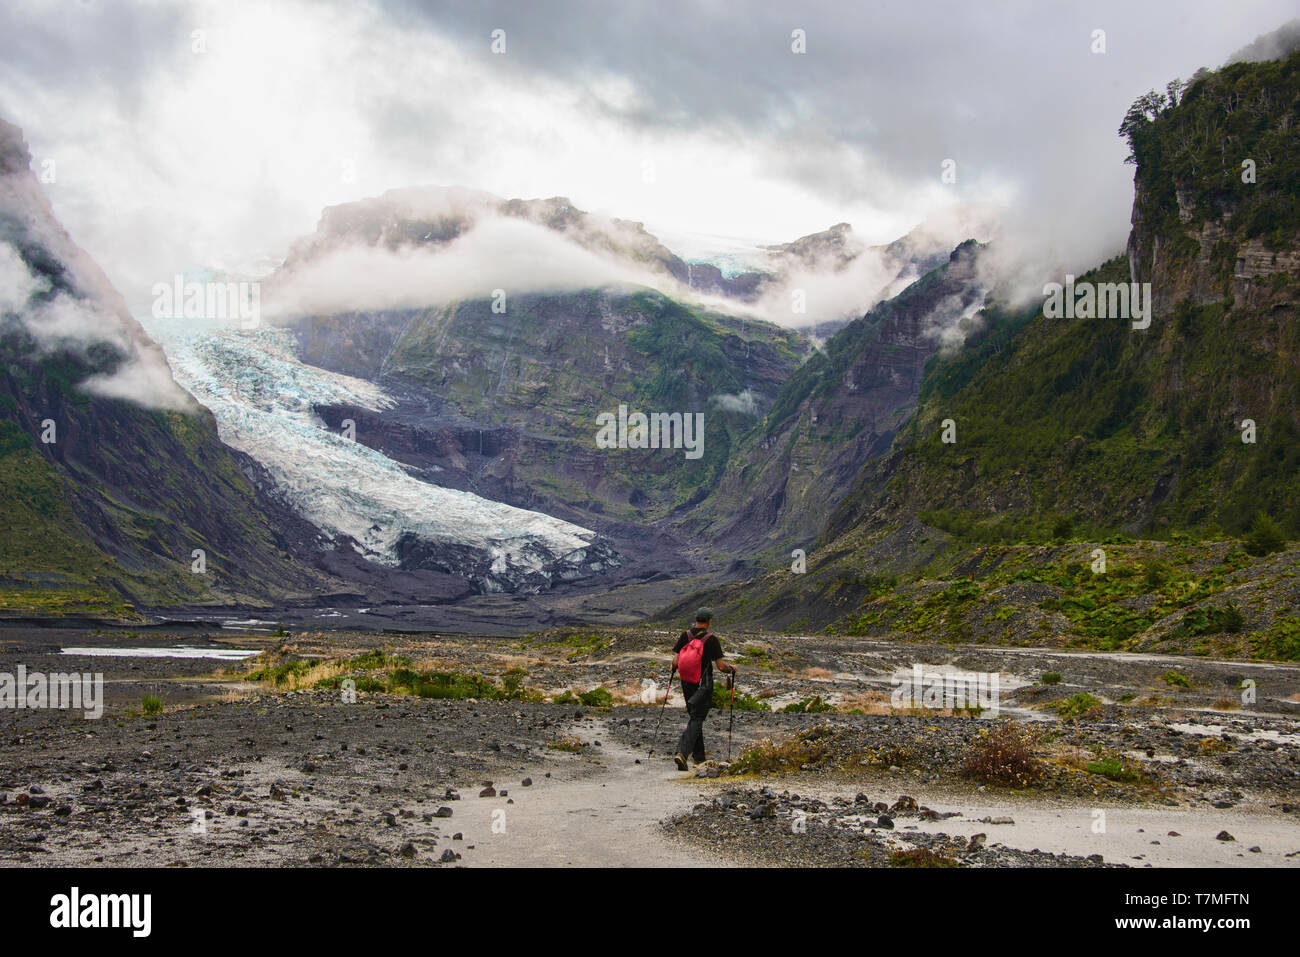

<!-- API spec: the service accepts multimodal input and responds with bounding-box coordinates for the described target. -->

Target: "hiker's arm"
[671,652,680,670]
[714,656,737,675]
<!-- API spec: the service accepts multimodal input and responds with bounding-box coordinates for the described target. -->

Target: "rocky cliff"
[0,117,339,613]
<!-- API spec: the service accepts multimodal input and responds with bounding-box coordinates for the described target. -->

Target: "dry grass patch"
[889,847,958,868]
[835,690,893,714]
[730,731,831,775]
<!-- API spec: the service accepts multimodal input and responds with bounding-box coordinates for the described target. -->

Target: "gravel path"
[2,624,1296,867]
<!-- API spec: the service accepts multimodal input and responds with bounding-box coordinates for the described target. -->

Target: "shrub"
[711,684,770,711]
[389,668,419,688]
[142,694,163,715]
[501,668,528,697]
[780,695,836,714]
[1162,670,1191,688]
[1085,754,1141,782]
[1040,672,1063,685]
[577,686,613,708]
[1250,616,1300,660]
[1177,603,1245,637]
[245,658,316,685]
[1142,560,1171,589]
[411,672,502,700]
[1244,513,1285,557]
[959,721,1042,787]
[1052,693,1102,719]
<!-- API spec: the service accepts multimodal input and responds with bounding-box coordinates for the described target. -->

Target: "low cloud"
[1225,18,1300,64]
[709,389,760,415]
[750,249,924,329]
[921,292,990,356]
[265,214,672,318]
[1,241,195,411]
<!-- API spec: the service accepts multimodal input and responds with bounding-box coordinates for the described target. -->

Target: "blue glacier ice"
[143,318,614,593]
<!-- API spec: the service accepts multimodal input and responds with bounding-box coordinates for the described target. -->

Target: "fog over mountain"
[2,0,1296,315]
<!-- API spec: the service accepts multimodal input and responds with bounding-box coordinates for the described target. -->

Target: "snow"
[144,319,608,590]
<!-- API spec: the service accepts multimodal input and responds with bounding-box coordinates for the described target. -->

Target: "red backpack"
[677,628,712,684]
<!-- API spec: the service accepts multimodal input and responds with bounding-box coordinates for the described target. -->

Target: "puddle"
[61,646,259,661]
[1169,722,1300,747]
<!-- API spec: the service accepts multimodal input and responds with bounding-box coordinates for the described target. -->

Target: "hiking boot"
[673,754,689,771]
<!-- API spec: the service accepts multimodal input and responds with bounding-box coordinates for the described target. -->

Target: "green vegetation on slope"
[1121,51,1300,251]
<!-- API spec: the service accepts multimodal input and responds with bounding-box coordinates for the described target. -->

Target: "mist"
[265,214,672,318]
[3,0,1297,322]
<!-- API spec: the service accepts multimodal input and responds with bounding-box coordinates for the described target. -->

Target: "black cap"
[695,607,713,622]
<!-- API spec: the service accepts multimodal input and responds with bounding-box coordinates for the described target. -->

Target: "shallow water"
[60,646,258,661]
[793,778,1300,867]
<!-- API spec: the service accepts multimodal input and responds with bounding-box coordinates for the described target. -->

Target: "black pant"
[676,680,711,762]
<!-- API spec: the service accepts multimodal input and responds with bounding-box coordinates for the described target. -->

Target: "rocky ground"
[0,623,1297,867]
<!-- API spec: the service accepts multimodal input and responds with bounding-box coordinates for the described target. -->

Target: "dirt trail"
[446,719,720,867]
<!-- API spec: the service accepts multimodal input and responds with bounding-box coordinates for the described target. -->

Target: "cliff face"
[1124,54,1300,319]
[819,51,1300,547]
[674,240,985,559]
[0,117,340,613]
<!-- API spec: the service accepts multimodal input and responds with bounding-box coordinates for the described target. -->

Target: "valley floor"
[0,624,1296,868]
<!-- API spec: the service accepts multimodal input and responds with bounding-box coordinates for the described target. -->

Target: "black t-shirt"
[674,627,724,686]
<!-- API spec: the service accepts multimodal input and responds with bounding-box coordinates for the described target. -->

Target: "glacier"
[144,318,616,593]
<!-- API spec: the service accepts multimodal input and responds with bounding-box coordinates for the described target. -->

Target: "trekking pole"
[727,672,736,763]
[650,664,675,755]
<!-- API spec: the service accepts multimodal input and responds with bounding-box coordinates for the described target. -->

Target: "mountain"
[664,49,1300,655]
[270,186,765,311]
[0,117,335,615]
[0,118,638,609]
[246,187,975,578]
[189,188,810,576]
[761,221,959,340]
[673,240,987,561]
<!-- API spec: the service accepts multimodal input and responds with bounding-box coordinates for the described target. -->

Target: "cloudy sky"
[1,0,1295,312]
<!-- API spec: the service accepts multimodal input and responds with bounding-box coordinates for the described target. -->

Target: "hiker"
[671,607,737,770]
